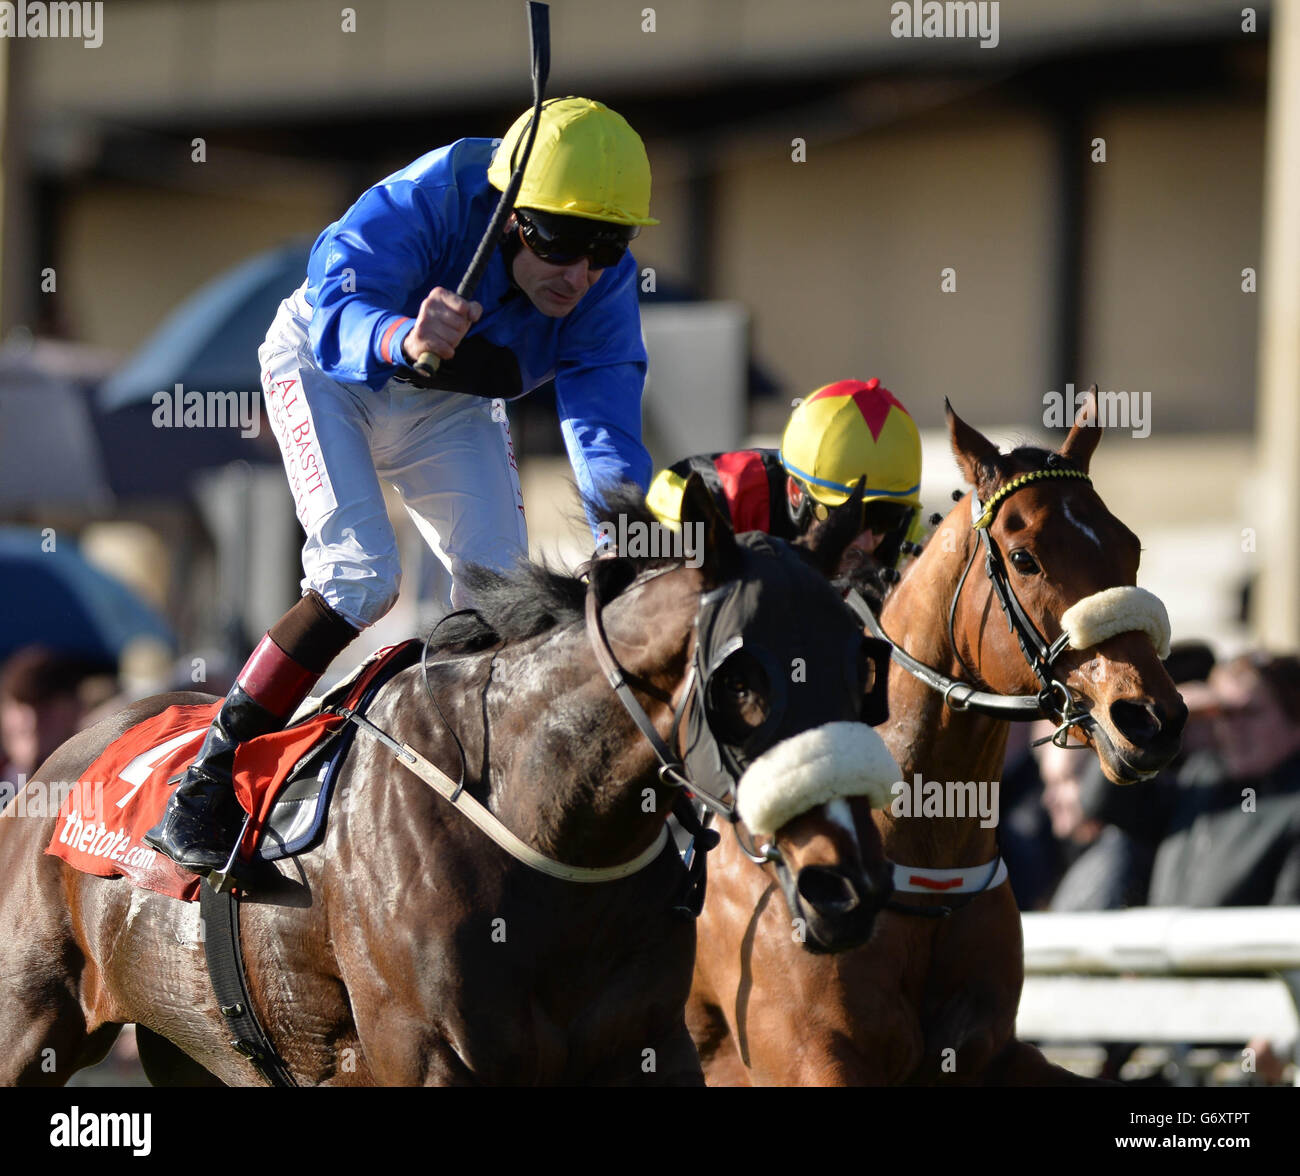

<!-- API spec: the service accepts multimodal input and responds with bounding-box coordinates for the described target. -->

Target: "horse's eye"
[1009,549,1040,575]
[708,650,771,742]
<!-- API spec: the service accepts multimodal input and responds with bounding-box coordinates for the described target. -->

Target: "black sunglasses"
[807,493,912,536]
[515,210,637,269]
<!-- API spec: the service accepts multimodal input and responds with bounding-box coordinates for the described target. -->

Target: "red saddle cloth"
[45,643,415,902]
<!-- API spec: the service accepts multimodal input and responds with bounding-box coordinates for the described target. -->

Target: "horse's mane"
[426,484,688,654]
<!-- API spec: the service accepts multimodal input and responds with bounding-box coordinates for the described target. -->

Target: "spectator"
[998,720,1059,910]
[1143,652,1300,907]
[1045,639,1224,912]
[1034,723,1154,911]
[0,646,116,786]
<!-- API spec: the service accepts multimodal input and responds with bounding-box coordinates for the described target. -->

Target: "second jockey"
[647,378,925,597]
[147,97,657,874]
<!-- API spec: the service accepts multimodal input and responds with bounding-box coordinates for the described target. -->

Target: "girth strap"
[199,882,298,1087]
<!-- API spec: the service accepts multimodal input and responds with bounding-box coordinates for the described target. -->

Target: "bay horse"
[687,391,1187,1085]
[0,476,893,1086]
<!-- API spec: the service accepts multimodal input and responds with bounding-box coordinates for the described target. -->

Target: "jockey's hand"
[402,287,483,363]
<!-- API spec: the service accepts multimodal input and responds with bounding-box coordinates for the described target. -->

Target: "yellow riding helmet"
[780,379,922,510]
[488,97,658,227]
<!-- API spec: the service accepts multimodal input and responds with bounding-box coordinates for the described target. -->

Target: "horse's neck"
[877,546,1009,869]
[485,633,678,871]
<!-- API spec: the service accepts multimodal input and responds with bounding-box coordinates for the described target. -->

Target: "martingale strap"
[891,856,1008,894]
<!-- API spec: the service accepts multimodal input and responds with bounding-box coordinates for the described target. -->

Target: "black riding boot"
[143,683,287,871]
[144,590,359,873]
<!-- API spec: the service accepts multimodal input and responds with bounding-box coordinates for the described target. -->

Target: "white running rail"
[1017,908,1300,1067]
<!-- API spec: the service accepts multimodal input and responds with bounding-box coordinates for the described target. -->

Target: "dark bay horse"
[0,477,892,1086]
[687,391,1187,1084]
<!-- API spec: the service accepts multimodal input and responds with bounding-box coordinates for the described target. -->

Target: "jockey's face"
[836,527,884,581]
[847,528,884,556]
[511,223,604,317]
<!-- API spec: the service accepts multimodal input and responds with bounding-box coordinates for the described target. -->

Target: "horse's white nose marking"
[824,797,860,855]
[1063,500,1101,549]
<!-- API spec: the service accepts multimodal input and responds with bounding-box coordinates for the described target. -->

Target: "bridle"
[582,563,699,783]
[582,563,770,892]
[583,561,763,915]
[851,459,1096,748]
[583,551,885,922]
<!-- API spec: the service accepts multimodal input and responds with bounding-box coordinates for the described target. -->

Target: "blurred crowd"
[1000,640,1300,1083]
[0,643,236,792]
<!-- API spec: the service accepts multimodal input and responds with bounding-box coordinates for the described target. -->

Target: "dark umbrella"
[0,527,175,664]
[0,343,116,508]
[89,240,313,495]
[98,238,312,409]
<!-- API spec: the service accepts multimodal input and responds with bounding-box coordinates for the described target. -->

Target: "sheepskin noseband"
[1060,585,1171,660]
[735,721,900,839]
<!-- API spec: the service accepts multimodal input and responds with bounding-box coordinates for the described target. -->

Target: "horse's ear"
[946,397,1001,492]
[1059,383,1103,473]
[679,471,740,587]
[796,477,865,576]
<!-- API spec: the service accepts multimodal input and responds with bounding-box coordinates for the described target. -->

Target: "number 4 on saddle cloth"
[45,641,423,901]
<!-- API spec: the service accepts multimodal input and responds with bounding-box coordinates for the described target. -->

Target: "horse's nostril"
[796,866,860,913]
[1109,698,1161,746]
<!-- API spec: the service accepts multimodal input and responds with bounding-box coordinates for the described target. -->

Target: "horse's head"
[942,390,1186,782]
[594,475,896,952]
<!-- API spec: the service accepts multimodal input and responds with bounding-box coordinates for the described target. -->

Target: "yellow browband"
[973,467,1092,530]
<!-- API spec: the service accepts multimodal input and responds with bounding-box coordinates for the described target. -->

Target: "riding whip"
[412,1,550,381]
